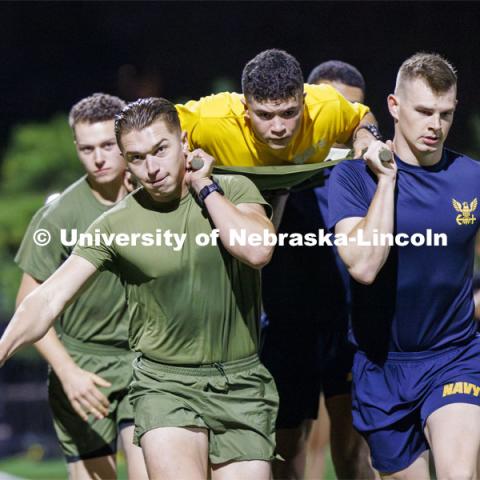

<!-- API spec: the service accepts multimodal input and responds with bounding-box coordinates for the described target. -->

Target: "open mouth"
[270,138,290,146]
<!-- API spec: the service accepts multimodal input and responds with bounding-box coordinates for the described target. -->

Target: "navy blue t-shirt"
[328,150,480,358]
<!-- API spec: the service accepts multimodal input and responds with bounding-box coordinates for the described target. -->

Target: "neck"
[146,180,190,205]
[393,134,443,167]
[87,176,128,205]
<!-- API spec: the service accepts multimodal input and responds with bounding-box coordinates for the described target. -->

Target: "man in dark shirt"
[329,53,480,478]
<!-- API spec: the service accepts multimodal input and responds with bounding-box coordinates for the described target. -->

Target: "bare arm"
[350,112,382,157]
[206,201,274,269]
[1,255,97,365]
[185,149,275,269]
[16,272,110,420]
[335,146,397,285]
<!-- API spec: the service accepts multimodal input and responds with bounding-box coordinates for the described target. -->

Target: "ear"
[387,94,399,121]
[300,91,306,109]
[241,97,250,120]
[181,131,189,153]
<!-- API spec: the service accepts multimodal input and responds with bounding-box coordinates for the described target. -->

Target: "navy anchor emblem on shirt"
[452,198,478,225]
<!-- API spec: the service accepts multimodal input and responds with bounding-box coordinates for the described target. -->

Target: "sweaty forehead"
[75,120,115,143]
[250,96,302,111]
[399,77,456,103]
[122,120,181,152]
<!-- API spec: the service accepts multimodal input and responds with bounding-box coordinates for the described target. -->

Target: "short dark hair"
[115,97,181,149]
[397,52,457,94]
[307,60,365,93]
[241,49,304,102]
[68,93,126,129]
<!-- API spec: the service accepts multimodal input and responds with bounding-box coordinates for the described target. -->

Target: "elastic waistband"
[356,335,477,363]
[138,353,260,376]
[61,332,131,356]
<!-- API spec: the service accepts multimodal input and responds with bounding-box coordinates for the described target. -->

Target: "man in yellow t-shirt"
[176,50,388,479]
[177,49,384,169]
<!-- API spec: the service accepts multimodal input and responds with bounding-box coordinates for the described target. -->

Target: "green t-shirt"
[73,175,268,364]
[15,177,129,347]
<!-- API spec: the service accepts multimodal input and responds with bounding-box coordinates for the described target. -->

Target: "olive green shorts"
[130,354,279,464]
[48,335,137,462]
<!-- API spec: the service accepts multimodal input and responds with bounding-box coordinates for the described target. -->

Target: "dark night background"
[2,1,480,155]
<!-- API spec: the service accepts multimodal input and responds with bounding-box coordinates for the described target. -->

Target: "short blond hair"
[396,53,457,94]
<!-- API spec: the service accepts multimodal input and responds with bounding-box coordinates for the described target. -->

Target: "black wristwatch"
[198,180,224,205]
[354,123,383,141]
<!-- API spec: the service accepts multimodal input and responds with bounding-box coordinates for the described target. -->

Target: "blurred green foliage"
[468,113,480,160]
[0,114,82,315]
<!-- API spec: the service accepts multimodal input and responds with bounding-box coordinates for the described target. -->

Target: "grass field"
[0,454,337,479]
[0,457,127,480]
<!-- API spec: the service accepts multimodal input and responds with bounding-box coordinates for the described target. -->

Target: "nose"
[93,148,105,166]
[270,116,286,136]
[145,154,160,178]
[430,113,442,132]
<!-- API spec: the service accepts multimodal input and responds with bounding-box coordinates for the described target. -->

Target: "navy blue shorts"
[353,335,480,474]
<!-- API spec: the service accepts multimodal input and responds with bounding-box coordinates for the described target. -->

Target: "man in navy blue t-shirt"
[329,53,480,478]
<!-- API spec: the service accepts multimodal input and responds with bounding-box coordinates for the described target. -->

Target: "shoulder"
[304,83,343,105]
[177,92,245,119]
[304,83,368,123]
[91,190,137,227]
[446,149,480,170]
[214,174,258,193]
[36,177,88,225]
[214,174,269,215]
[331,158,369,181]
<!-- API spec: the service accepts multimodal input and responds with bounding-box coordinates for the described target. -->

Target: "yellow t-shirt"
[177,84,369,167]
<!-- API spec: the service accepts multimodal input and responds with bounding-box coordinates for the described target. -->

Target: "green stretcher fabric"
[212,149,352,191]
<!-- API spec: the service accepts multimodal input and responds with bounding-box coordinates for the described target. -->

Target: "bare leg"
[425,403,480,480]
[141,426,209,480]
[67,456,116,480]
[305,394,330,480]
[379,451,430,480]
[272,420,312,479]
[118,425,148,480]
[212,460,271,480]
[326,393,378,479]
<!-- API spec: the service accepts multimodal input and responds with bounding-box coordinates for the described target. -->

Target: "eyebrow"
[125,140,166,157]
[415,105,455,113]
[254,105,299,113]
[77,137,117,147]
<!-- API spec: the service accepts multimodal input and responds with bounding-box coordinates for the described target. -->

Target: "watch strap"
[198,180,224,205]
[354,123,383,142]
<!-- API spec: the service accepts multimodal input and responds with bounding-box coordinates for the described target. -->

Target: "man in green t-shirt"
[2,97,278,480]
[14,94,147,479]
